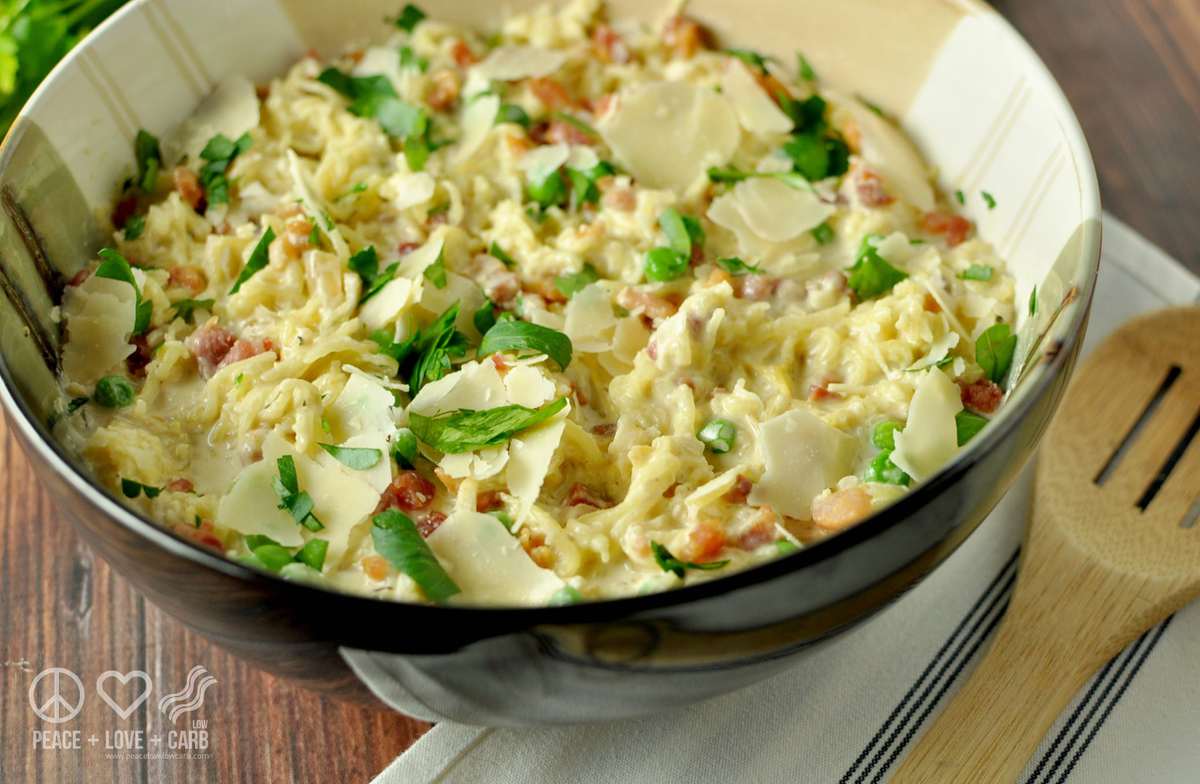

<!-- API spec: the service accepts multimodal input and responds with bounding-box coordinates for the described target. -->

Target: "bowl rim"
[0,0,1102,628]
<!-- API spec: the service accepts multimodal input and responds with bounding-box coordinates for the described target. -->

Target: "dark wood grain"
[2,3,1198,782]
[1000,0,1200,275]
[0,421,431,784]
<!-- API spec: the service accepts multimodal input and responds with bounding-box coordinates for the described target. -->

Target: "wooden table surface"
[2,2,1197,782]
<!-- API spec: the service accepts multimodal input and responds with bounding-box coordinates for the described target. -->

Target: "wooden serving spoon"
[893,307,1200,783]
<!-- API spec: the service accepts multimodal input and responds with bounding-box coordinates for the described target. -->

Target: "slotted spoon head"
[1037,306,1200,589]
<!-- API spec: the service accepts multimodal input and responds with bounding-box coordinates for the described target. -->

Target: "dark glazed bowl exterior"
[0,0,1102,725]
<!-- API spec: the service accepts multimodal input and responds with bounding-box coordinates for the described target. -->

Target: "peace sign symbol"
[28,667,85,723]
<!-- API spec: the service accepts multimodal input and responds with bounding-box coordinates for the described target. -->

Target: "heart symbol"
[95,671,152,720]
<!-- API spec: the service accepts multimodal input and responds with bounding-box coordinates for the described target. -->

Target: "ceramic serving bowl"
[0,0,1099,724]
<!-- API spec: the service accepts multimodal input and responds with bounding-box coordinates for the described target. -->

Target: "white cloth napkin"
[369,214,1200,784]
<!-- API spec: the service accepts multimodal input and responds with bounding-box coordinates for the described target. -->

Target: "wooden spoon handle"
[893,517,1154,783]
[889,612,1098,783]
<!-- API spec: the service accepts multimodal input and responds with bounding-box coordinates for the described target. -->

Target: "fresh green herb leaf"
[406,304,469,394]
[975,323,1017,384]
[236,373,245,385]
[864,451,910,485]
[777,538,799,555]
[308,223,322,248]
[294,538,328,571]
[490,510,515,531]
[409,397,568,454]
[229,227,276,294]
[339,182,369,199]
[198,131,251,205]
[1029,286,1038,316]
[478,319,573,370]
[372,509,459,601]
[375,96,428,138]
[955,410,988,447]
[958,265,994,282]
[496,103,531,128]
[422,250,447,289]
[489,241,516,267]
[871,420,904,451]
[361,262,400,303]
[403,134,431,172]
[135,129,161,192]
[659,208,692,256]
[955,189,965,205]
[121,478,162,499]
[274,455,324,531]
[725,47,769,72]
[784,94,827,132]
[981,190,997,210]
[783,130,849,181]
[845,235,907,300]
[95,247,152,335]
[348,245,379,284]
[123,214,145,241]
[169,298,215,324]
[715,257,760,277]
[250,542,294,571]
[93,375,135,408]
[317,443,383,470]
[644,247,689,283]
[548,585,583,606]
[392,427,418,468]
[811,221,835,245]
[398,45,427,72]
[697,418,736,453]
[552,111,598,139]
[706,166,750,184]
[650,541,729,578]
[393,3,426,32]
[473,300,498,334]
[527,169,566,208]
[554,263,599,298]
[796,51,816,81]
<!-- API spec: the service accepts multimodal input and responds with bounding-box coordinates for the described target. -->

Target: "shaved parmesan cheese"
[455,94,499,164]
[520,143,569,183]
[909,331,960,372]
[353,46,406,92]
[564,283,617,352]
[474,45,567,82]
[599,81,739,192]
[426,511,564,605]
[611,316,650,363]
[409,359,507,415]
[748,408,857,519]
[439,446,509,480]
[358,277,415,331]
[166,75,259,164]
[503,364,557,408]
[721,61,793,136]
[287,149,348,258]
[733,177,835,242]
[61,276,136,385]
[261,432,378,567]
[317,431,393,493]
[565,145,599,173]
[383,171,435,210]
[507,417,567,526]
[890,369,963,481]
[217,460,306,547]
[396,235,445,281]
[417,271,486,336]
[327,373,397,440]
[839,95,935,212]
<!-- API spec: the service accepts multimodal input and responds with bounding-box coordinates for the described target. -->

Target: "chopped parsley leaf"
[845,235,907,300]
[982,191,997,210]
[121,478,162,499]
[229,227,276,294]
[651,541,729,578]
[554,263,599,298]
[975,322,1017,385]
[169,298,215,324]
[408,398,568,454]
[123,214,145,241]
[393,3,426,32]
[958,265,994,282]
[716,257,760,277]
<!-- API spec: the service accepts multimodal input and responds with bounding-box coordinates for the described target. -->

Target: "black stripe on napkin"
[840,549,1020,784]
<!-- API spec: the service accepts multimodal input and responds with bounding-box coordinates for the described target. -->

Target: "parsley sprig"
[651,541,729,578]
[273,455,324,532]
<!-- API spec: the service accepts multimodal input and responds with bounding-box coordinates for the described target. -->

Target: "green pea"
[697,418,737,453]
[644,247,688,282]
[864,451,910,486]
[871,420,904,451]
[93,375,135,408]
